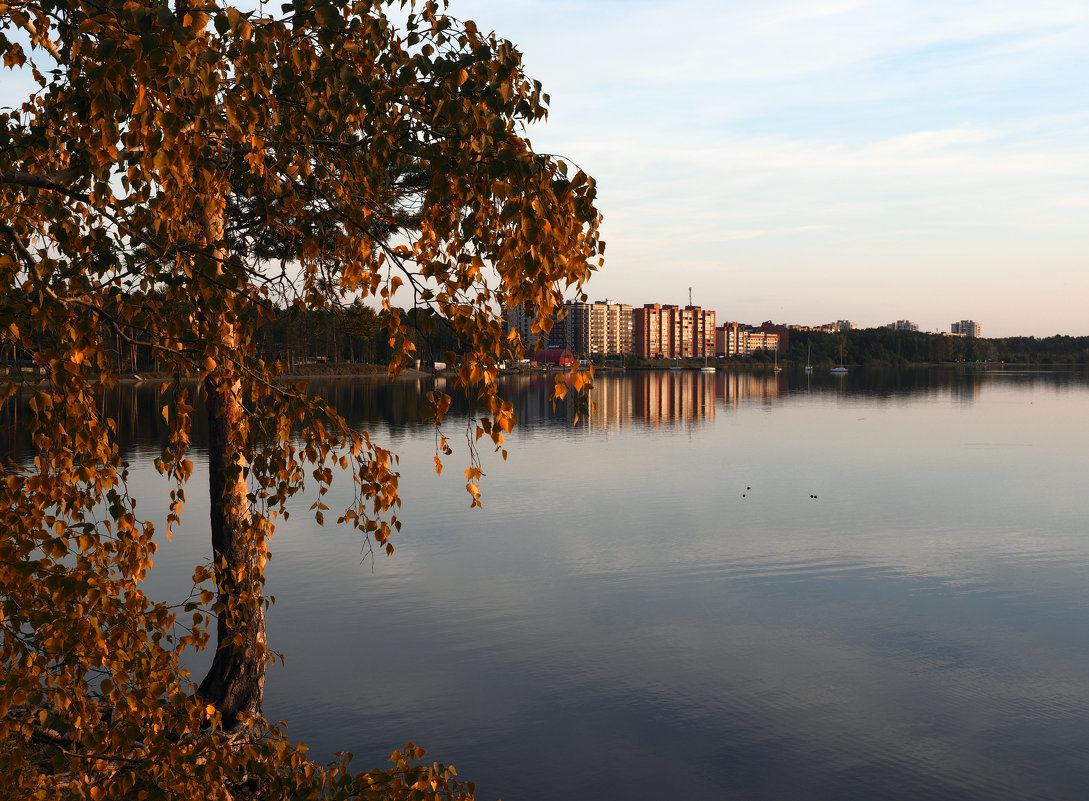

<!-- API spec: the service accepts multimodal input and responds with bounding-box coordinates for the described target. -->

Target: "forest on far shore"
[752,328,1089,367]
[626,328,1089,368]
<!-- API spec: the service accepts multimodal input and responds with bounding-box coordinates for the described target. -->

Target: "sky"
[2,2,1086,336]
[450,0,1089,337]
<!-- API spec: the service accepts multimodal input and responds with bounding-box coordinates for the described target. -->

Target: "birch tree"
[0,0,602,797]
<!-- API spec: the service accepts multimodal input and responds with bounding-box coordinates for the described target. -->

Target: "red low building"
[535,348,576,367]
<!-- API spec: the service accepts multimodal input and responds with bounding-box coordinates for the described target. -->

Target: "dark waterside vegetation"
[648,328,1089,368]
[778,329,1089,366]
[3,303,462,375]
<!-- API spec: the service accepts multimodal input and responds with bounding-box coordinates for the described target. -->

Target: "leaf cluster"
[1,0,602,796]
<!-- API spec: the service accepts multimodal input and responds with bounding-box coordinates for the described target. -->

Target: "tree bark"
[180,60,267,721]
[197,362,267,730]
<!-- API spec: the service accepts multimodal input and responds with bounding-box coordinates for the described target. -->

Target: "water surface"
[13,368,1089,800]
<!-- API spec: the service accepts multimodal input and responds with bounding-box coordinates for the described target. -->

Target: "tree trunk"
[189,193,266,729]
[178,0,266,730]
[197,363,266,730]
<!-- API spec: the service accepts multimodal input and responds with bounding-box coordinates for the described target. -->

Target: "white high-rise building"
[951,320,982,338]
[564,300,633,356]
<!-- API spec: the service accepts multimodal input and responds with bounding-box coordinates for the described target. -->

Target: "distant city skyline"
[511,298,986,366]
[454,0,1089,338]
[571,297,982,337]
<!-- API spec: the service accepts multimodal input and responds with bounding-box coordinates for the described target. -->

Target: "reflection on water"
[5,367,1089,801]
[4,367,1085,457]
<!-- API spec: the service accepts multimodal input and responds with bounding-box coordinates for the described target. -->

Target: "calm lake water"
[12,368,1089,800]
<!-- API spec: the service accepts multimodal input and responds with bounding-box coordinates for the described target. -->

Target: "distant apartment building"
[504,303,565,351]
[745,331,780,354]
[951,320,982,338]
[716,322,743,357]
[716,322,780,356]
[632,303,715,359]
[566,300,633,356]
[886,320,919,332]
[605,302,635,355]
[505,299,632,356]
[756,321,790,351]
[564,302,591,355]
[790,323,839,333]
[505,304,533,346]
[836,320,858,331]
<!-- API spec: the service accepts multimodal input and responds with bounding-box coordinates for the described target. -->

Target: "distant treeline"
[3,302,464,376]
[774,329,1089,367]
[257,303,462,368]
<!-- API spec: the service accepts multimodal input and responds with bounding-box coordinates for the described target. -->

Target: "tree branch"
[0,3,65,63]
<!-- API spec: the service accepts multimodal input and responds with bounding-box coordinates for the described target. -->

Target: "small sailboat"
[804,343,813,374]
[772,348,781,374]
[692,288,715,373]
[831,344,848,375]
[701,344,716,373]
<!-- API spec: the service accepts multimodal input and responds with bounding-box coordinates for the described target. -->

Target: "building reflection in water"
[577,369,789,430]
[428,370,791,432]
[0,368,1043,462]
[715,370,787,409]
[629,370,714,429]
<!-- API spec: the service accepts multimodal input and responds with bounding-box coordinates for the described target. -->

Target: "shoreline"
[6,361,1087,389]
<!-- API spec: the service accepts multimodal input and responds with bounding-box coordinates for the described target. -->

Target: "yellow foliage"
[0,0,602,798]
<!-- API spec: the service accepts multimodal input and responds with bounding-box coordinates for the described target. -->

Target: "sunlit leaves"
[1,0,601,796]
